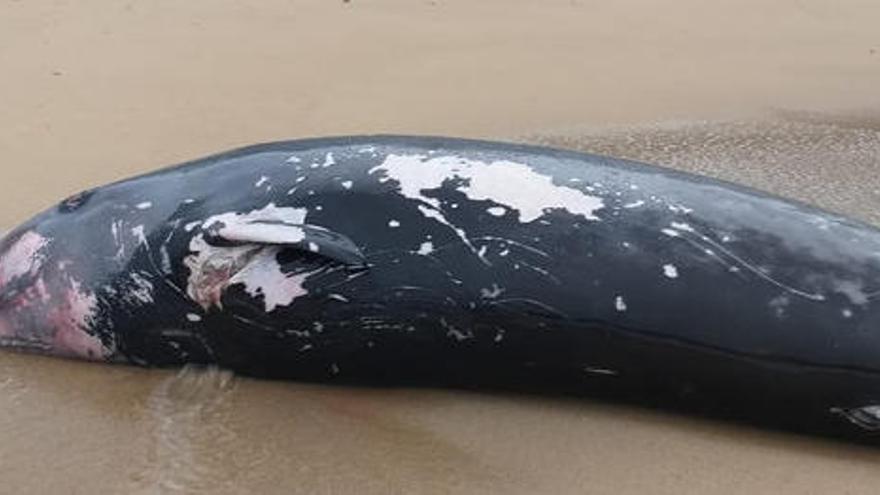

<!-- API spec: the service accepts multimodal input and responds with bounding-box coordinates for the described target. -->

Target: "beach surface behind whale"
[2,1,880,493]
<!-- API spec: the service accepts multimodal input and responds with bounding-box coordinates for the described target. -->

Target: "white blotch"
[369,154,605,223]
[186,313,202,322]
[614,295,627,312]
[255,176,269,187]
[487,206,506,217]
[480,283,504,299]
[341,180,353,190]
[202,203,308,244]
[388,219,401,228]
[661,228,679,237]
[623,200,645,209]
[135,201,153,210]
[842,308,854,318]
[131,225,148,244]
[768,295,790,318]
[308,242,319,253]
[834,280,870,306]
[228,249,312,312]
[285,156,302,163]
[0,231,49,285]
[416,241,434,255]
[184,221,202,232]
[182,198,196,204]
[662,264,679,279]
[322,153,335,167]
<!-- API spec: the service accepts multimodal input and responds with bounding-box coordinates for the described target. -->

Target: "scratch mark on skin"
[831,405,880,431]
[584,366,619,376]
[516,260,562,285]
[135,202,153,210]
[473,236,551,259]
[664,222,826,302]
[484,298,570,319]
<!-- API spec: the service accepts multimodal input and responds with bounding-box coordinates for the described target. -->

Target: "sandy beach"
[1,1,880,493]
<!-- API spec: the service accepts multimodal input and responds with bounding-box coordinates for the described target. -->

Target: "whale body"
[2,136,880,440]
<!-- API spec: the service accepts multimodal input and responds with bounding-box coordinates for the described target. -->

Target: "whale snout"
[0,229,110,360]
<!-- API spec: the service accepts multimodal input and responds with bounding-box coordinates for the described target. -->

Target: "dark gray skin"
[2,136,880,441]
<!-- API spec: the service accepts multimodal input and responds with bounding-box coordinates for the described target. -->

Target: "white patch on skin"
[442,319,472,341]
[184,221,202,232]
[51,279,106,360]
[834,280,870,306]
[0,231,49,285]
[202,203,308,242]
[486,206,506,217]
[661,228,679,237]
[286,156,301,163]
[662,264,679,278]
[182,199,196,204]
[370,154,604,223]
[623,200,645,209]
[255,176,269,187]
[480,283,504,299]
[614,295,627,312]
[668,204,693,214]
[183,234,315,312]
[388,219,401,228]
[842,308,853,318]
[768,295,790,318]
[341,180,353,190]
[416,242,434,255]
[308,242,319,253]
[229,249,312,312]
[135,201,153,210]
[322,153,335,167]
[131,225,148,244]
[186,313,202,322]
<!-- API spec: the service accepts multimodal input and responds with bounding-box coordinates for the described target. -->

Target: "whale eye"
[59,189,95,212]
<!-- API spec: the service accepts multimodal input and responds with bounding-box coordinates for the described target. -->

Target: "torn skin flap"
[209,220,367,267]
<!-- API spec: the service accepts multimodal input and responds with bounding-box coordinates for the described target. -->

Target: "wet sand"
[2,1,880,493]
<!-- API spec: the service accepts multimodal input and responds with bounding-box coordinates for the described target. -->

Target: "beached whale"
[2,136,880,440]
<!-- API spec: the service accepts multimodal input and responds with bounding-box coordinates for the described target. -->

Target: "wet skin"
[2,136,880,441]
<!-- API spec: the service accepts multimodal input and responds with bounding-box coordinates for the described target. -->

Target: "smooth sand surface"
[2,1,880,493]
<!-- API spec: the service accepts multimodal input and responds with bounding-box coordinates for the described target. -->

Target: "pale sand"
[1,1,880,493]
